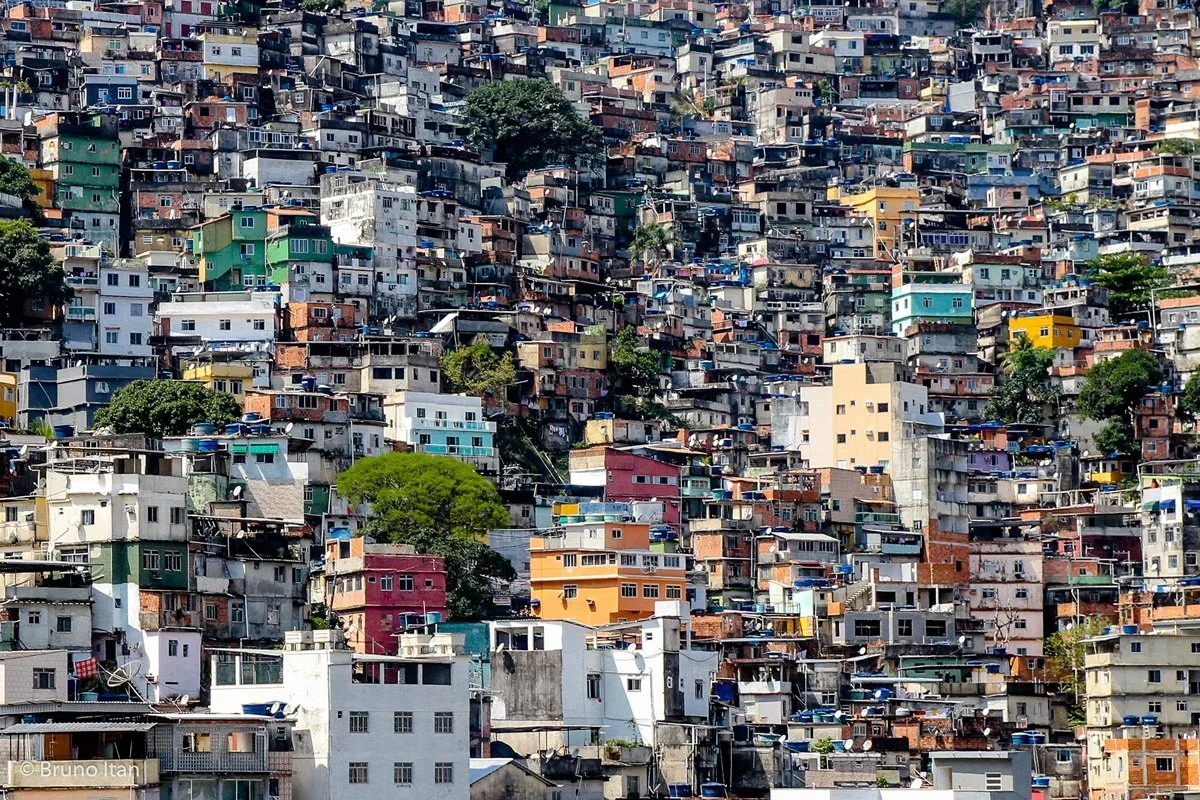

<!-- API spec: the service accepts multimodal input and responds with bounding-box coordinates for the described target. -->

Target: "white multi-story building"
[98,257,154,358]
[382,391,498,474]
[44,451,199,702]
[154,290,279,351]
[320,174,419,318]
[489,604,717,752]
[210,629,471,800]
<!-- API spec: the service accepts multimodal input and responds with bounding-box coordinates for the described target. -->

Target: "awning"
[2,722,157,734]
[249,443,279,454]
[1143,501,1159,511]
[1162,499,1177,512]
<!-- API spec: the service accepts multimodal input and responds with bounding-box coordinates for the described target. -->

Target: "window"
[253,319,266,331]
[27,610,40,624]
[985,774,1003,791]
[398,574,414,591]
[142,550,160,570]
[240,215,256,229]
[434,712,454,733]
[898,619,913,636]
[381,574,393,591]
[82,509,95,526]
[562,553,577,568]
[171,507,185,525]
[435,763,453,784]
[205,603,218,621]
[1149,669,1162,683]
[643,584,660,598]
[147,506,159,523]
[563,585,578,599]
[394,763,413,785]
[1157,758,1175,772]
[666,585,682,599]
[349,763,368,784]
[626,677,642,691]
[32,669,55,690]
[219,319,232,331]
[55,616,73,633]
[165,551,182,571]
[349,712,369,733]
[168,639,178,656]
[231,603,244,623]
[587,673,602,699]
[621,583,637,598]
[394,711,413,733]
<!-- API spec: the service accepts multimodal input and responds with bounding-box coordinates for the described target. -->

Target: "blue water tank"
[225,423,245,436]
[192,422,216,435]
[52,425,74,439]
[197,439,220,452]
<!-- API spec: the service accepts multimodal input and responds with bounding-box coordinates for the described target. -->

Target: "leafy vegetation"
[93,380,242,439]
[1046,617,1110,715]
[337,452,516,619]
[629,222,679,271]
[441,335,516,398]
[984,334,1059,424]
[0,219,69,324]
[1087,253,1170,321]
[1155,139,1200,156]
[462,79,602,178]
[943,0,987,25]
[0,157,41,220]
[1076,349,1162,456]
[608,326,672,420]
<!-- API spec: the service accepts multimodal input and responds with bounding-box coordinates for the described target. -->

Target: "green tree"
[462,79,602,178]
[1179,372,1200,420]
[0,157,40,218]
[1046,616,1110,711]
[811,737,834,769]
[0,219,69,325]
[300,0,344,9]
[1155,139,1200,156]
[608,326,664,418]
[1076,348,1163,422]
[1087,253,1171,320]
[944,0,986,25]
[985,334,1060,424]
[92,380,242,438]
[441,335,516,398]
[337,452,516,619]
[629,222,678,271]
[1093,418,1136,455]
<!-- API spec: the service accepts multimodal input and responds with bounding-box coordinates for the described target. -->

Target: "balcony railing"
[410,418,496,432]
[66,306,97,319]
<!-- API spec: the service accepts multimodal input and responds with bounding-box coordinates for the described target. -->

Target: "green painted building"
[266,221,336,288]
[192,208,269,290]
[92,540,190,591]
[36,112,121,254]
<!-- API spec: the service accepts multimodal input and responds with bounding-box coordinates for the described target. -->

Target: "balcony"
[66,275,100,288]
[410,418,497,433]
[66,305,98,320]
[855,511,902,525]
[155,731,270,773]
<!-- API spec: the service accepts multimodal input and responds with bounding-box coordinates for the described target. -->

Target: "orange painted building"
[530,507,689,626]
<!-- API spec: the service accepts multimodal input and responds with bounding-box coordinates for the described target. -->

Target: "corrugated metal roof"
[1,722,157,734]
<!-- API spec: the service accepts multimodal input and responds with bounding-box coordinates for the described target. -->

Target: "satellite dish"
[862,739,874,751]
[284,422,294,435]
[231,485,244,499]
[858,646,867,655]
[983,727,992,736]
[106,660,143,687]
[843,738,855,751]
[269,702,283,715]
[179,694,191,706]
[958,635,967,646]
[833,711,846,720]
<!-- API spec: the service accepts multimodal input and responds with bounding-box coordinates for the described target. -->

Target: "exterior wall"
[0,649,68,704]
[1008,313,1082,349]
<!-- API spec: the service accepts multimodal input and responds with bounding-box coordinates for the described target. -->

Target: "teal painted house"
[891,283,974,334]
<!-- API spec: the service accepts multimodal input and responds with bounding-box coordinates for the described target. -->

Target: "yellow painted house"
[1008,313,1082,349]
[831,185,919,259]
[0,372,17,425]
[182,362,253,405]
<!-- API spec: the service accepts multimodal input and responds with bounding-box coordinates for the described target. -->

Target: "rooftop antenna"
[104,660,146,702]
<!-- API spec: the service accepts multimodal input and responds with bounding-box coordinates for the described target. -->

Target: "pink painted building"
[568,446,683,526]
[323,535,448,655]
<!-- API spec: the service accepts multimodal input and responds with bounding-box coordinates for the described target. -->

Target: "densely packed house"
[2,0,1200,798]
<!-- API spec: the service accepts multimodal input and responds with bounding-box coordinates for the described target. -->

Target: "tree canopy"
[1087,253,1170,321]
[462,79,602,178]
[337,452,515,619]
[1046,616,1110,720]
[629,223,678,271]
[0,157,40,216]
[1076,348,1163,422]
[944,0,986,25]
[441,335,516,398]
[984,334,1060,424]
[93,380,242,438]
[0,219,70,326]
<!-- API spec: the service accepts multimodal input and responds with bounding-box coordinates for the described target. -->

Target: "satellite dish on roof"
[862,739,874,752]
[284,422,294,435]
[983,727,992,737]
[858,646,867,655]
[178,694,191,706]
[231,485,244,499]
[843,738,855,751]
